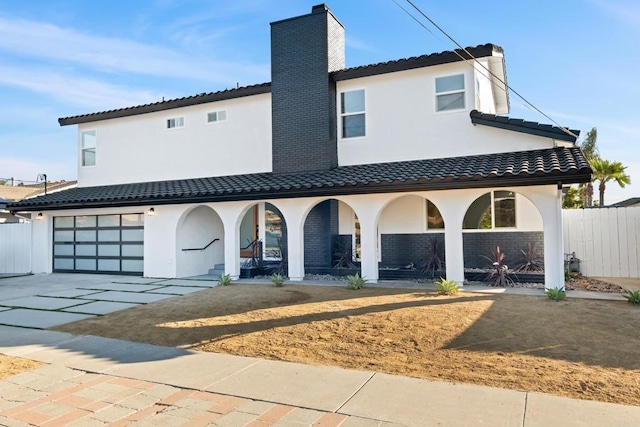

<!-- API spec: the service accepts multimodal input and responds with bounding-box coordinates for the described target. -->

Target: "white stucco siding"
[77,93,272,187]
[474,58,497,115]
[378,195,426,234]
[336,63,554,166]
[338,201,356,235]
[515,193,544,231]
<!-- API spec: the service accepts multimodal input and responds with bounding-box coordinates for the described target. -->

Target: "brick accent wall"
[304,200,339,267]
[270,5,345,173]
[380,233,446,268]
[463,231,544,269]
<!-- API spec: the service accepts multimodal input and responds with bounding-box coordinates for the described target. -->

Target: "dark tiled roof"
[470,110,580,143]
[610,197,640,207]
[58,44,501,126]
[58,83,271,126]
[9,147,591,212]
[331,44,502,81]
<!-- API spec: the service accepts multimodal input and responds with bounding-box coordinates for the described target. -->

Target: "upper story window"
[81,130,96,167]
[463,191,516,229]
[167,117,184,129]
[207,110,227,123]
[435,74,465,112]
[340,89,365,138]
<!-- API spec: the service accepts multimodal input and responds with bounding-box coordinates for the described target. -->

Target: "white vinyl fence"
[563,207,640,278]
[0,223,31,274]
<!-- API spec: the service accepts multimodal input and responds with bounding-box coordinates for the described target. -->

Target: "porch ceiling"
[9,147,591,212]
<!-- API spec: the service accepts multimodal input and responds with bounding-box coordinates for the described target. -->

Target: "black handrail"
[182,238,220,251]
[241,238,260,251]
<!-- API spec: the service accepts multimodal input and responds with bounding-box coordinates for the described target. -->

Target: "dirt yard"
[0,355,43,380]
[54,284,640,406]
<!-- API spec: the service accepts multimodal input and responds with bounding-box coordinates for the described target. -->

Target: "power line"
[394,0,578,139]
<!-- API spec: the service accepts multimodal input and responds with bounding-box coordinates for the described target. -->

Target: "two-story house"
[10,4,591,288]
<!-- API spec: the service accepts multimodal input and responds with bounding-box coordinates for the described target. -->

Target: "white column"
[358,215,379,282]
[31,213,52,274]
[216,201,254,280]
[542,189,565,289]
[275,199,317,281]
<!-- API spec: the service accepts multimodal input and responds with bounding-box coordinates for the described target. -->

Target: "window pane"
[426,201,444,229]
[54,244,74,256]
[76,230,96,242]
[122,214,143,227]
[437,93,465,111]
[54,258,74,270]
[463,193,492,229]
[75,244,96,256]
[98,215,120,227]
[81,130,96,149]
[122,244,144,257]
[207,112,217,122]
[122,259,143,272]
[98,229,120,241]
[98,244,120,256]
[76,216,96,228]
[342,114,365,138]
[495,191,516,228]
[436,74,464,93]
[75,259,96,270]
[54,217,74,228]
[122,229,144,242]
[98,259,120,271]
[217,110,227,121]
[341,90,365,113]
[82,148,96,166]
[54,230,74,242]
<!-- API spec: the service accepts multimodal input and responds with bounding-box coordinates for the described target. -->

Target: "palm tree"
[578,128,598,207]
[590,158,631,207]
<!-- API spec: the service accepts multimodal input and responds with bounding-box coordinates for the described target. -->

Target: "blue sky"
[0,0,638,204]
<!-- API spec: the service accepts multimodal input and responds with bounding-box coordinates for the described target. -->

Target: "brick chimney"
[270,4,345,174]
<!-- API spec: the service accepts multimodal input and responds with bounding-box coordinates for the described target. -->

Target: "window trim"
[207,109,228,124]
[435,73,466,113]
[166,116,185,129]
[81,129,97,168]
[339,88,366,139]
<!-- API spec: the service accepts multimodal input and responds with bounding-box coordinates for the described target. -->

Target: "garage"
[53,214,144,275]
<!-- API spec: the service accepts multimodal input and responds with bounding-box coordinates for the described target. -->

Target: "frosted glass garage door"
[53,214,144,275]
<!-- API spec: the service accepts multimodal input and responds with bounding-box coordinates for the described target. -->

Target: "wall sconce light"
[37,213,43,220]
[148,208,155,216]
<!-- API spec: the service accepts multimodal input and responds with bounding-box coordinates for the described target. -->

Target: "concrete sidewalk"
[0,326,638,426]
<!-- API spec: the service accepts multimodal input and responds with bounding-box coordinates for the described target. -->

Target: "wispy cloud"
[0,16,269,84]
[587,0,640,28]
[346,36,377,53]
[0,64,163,110]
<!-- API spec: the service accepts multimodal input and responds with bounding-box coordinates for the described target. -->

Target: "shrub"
[622,290,640,304]
[515,242,544,272]
[346,273,366,290]
[271,273,285,287]
[434,277,459,295]
[333,238,356,269]
[482,246,516,287]
[545,287,566,302]
[218,273,232,286]
[420,239,445,278]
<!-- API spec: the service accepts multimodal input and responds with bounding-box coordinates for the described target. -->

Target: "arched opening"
[302,199,360,276]
[462,190,544,280]
[239,202,287,277]
[378,194,445,279]
[176,205,224,278]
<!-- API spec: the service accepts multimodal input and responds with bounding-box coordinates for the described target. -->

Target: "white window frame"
[166,116,185,129]
[81,129,97,167]
[435,74,466,113]
[340,89,366,139]
[207,110,227,124]
[463,190,518,232]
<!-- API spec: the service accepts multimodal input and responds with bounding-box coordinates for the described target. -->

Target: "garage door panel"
[53,214,143,275]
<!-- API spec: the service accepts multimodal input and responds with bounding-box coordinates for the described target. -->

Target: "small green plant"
[346,273,366,290]
[271,273,285,287]
[218,273,232,286]
[564,265,571,282]
[622,290,640,304]
[545,287,566,302]
[434,277,459,295]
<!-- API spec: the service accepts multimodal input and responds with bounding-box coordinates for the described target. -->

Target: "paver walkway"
[0,274,638,426]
